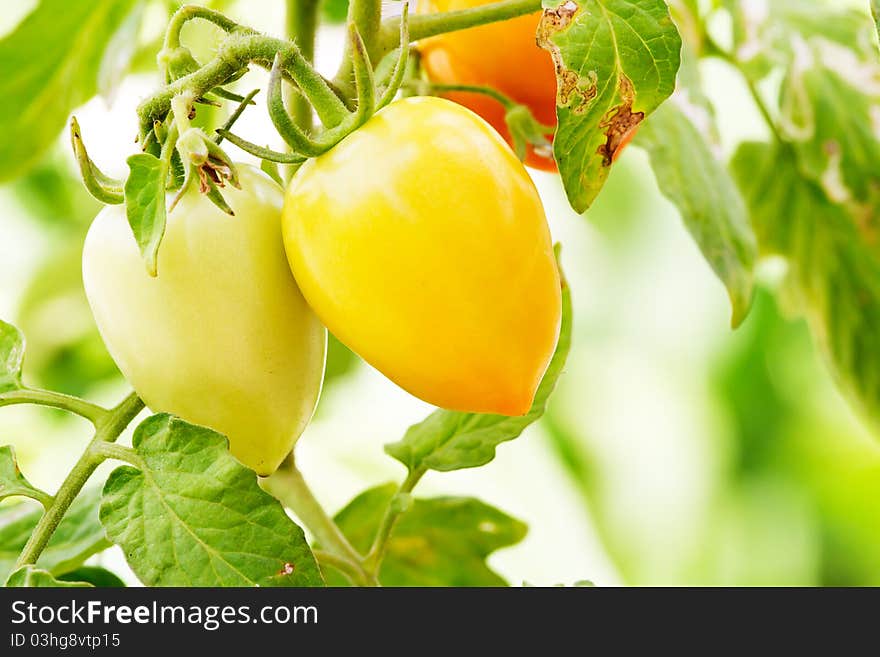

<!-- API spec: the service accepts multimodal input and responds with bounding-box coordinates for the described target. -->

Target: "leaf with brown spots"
[539,0,681,212]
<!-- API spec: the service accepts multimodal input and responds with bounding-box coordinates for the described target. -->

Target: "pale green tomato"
[83,165,326,475]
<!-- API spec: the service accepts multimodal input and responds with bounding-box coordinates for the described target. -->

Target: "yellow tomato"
[83,165,326,475]
[283,97,561,416]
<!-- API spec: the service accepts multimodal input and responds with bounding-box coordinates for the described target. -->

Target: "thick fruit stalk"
[283,96,561,416]
[83,165,326,475]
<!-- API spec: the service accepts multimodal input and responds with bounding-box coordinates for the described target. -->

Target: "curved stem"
[0,389,108,425]
[13,392,145,569]
[363,467,425,575]
[164,4,242,50]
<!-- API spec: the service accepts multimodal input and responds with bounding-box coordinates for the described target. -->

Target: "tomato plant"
[0,0,877,594]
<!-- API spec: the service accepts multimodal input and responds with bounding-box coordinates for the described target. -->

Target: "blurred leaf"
[100,414,323,587]
[18,243,119,397]
[58,565,126,587]
[724,0,875,79]
[0,0,142,181]
[0,487,110,582]
[539,0,681,212]
[322,0,349,24]
[6,565,92,587]
[327,484,527,586]
[385,272,571,473]
[638,102,756,328]
[0,320,25,393]
[124,153,168,277]
[733,142,880,432]
[0,446,51,506]
[10,155,101,229]
[98,3,146,101]
[779,58,880,207]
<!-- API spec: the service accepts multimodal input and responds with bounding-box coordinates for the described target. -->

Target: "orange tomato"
[417,0,558,172]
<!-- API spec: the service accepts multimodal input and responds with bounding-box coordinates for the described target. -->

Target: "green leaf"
[0,487,110,582]
[0,320,25,393]
[328,484,527,586]
[0,446,51,506]
[0,0,141,181]
[732,143,880,432]
[637,102,756,327]
[539,0,681,212]
[124,153,168,277]
[58,566,126,587]
[6,565,93,588]
[100,414,323,587]
[385,273,572,473]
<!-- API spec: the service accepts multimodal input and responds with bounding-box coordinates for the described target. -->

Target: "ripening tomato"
[282,97,561,416]
[83,165,326,475]
[417,0,558,172]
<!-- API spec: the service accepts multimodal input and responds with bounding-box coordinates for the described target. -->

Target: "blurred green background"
[1,0,878,586]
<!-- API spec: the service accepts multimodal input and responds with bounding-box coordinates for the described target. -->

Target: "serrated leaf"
[0,0,140,182]
[732,142,880,432]
[124,153,168,277]
[0,446,50,505]
[100,414,322,587]
[58,566,126,587]
[6,565,93,588]
[385,276,571,473]
[0,320,25,393]
[538,0,681,212]
[0,487,109,582]
[638,102,756,327]
[327,484,527,586]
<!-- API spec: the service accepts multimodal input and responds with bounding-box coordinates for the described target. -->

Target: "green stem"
[263,459,378,586]
[406,81,516,108]
[313,549,364,585]
[704,36,783,143]
[390,0,540,43]
[286,0,320,133]
[347,0,383,62]
[138,33,339,138]
[13,392,144,569]
[214,88,260,145]
[0,389,107,425]
[91,442,142,467]
[363,467,425,575]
